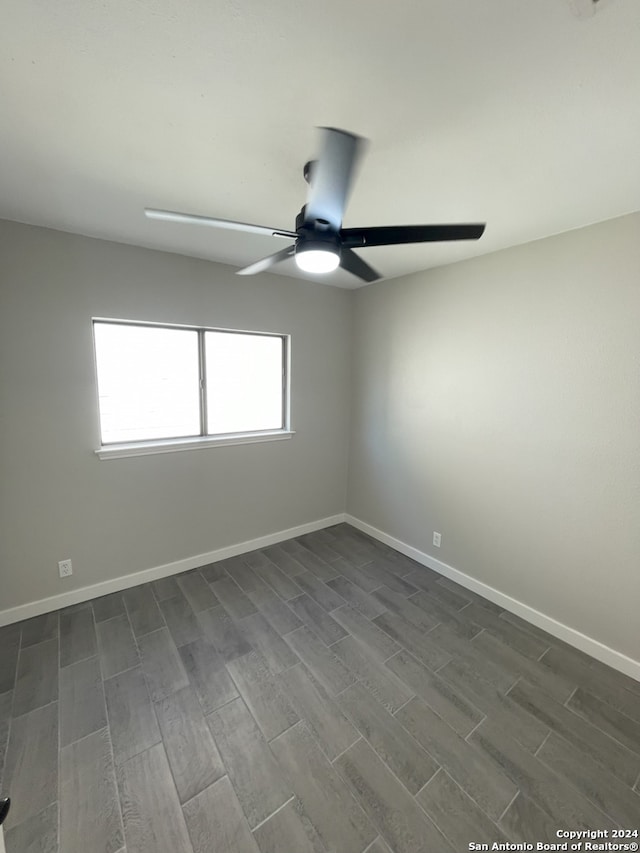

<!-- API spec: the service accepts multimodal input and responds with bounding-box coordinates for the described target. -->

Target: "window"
[93,320,291,458]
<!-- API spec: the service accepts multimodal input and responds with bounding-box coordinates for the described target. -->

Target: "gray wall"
[2,213,638,663]
[0,220,352,611]
[347,213,640,660]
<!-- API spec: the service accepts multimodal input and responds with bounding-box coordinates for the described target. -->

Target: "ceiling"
[2,0,639,289]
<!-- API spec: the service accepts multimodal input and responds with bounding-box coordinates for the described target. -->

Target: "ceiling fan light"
[295,241,340,274]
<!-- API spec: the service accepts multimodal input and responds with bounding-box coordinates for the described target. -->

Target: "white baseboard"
[345,514,640,683]
[5,509,638,683]
[0,513,347,627]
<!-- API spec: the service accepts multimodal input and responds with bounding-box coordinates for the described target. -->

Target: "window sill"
[95,430,295,460]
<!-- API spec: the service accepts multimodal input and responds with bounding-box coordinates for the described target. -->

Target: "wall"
[348,213,640,662]
[0,220,352,613]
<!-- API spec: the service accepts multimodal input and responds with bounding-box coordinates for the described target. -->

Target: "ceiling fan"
[145,128,486,283]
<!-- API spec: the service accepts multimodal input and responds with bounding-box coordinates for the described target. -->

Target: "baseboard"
[0,513,347,627]
[6,510,637,683]
[345,514,640,683]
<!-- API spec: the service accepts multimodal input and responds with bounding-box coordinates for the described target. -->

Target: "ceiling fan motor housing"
[295,228,342,260]
[295,206,342,261]
[295,206,333,233]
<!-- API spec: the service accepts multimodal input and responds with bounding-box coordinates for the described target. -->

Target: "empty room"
[1,1,639,851]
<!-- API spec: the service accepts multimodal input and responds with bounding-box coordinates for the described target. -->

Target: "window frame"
[92,318,293,460]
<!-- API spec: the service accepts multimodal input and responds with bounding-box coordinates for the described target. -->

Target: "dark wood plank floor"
[1,524,639,852]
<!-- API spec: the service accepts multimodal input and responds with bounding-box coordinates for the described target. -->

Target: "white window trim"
[92,317,292,459]
[95,429,295,460]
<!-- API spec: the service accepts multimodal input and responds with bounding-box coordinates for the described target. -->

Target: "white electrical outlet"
[58,559,73,578]
[433,532,442,548]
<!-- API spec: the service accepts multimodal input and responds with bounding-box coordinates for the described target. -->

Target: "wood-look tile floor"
[1,524,639,852]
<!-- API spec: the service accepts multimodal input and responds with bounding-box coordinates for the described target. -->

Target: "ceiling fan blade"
[305,128,366,231]
[145,208,296,239]
[340,248,381,283]
[236,245,296,276]
[341,223,486,248]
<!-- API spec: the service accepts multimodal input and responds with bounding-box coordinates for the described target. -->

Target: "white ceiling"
[2,0,639,288]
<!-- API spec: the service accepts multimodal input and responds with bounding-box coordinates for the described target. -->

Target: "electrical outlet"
[433,532,442,548]
[58,559,73,578]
